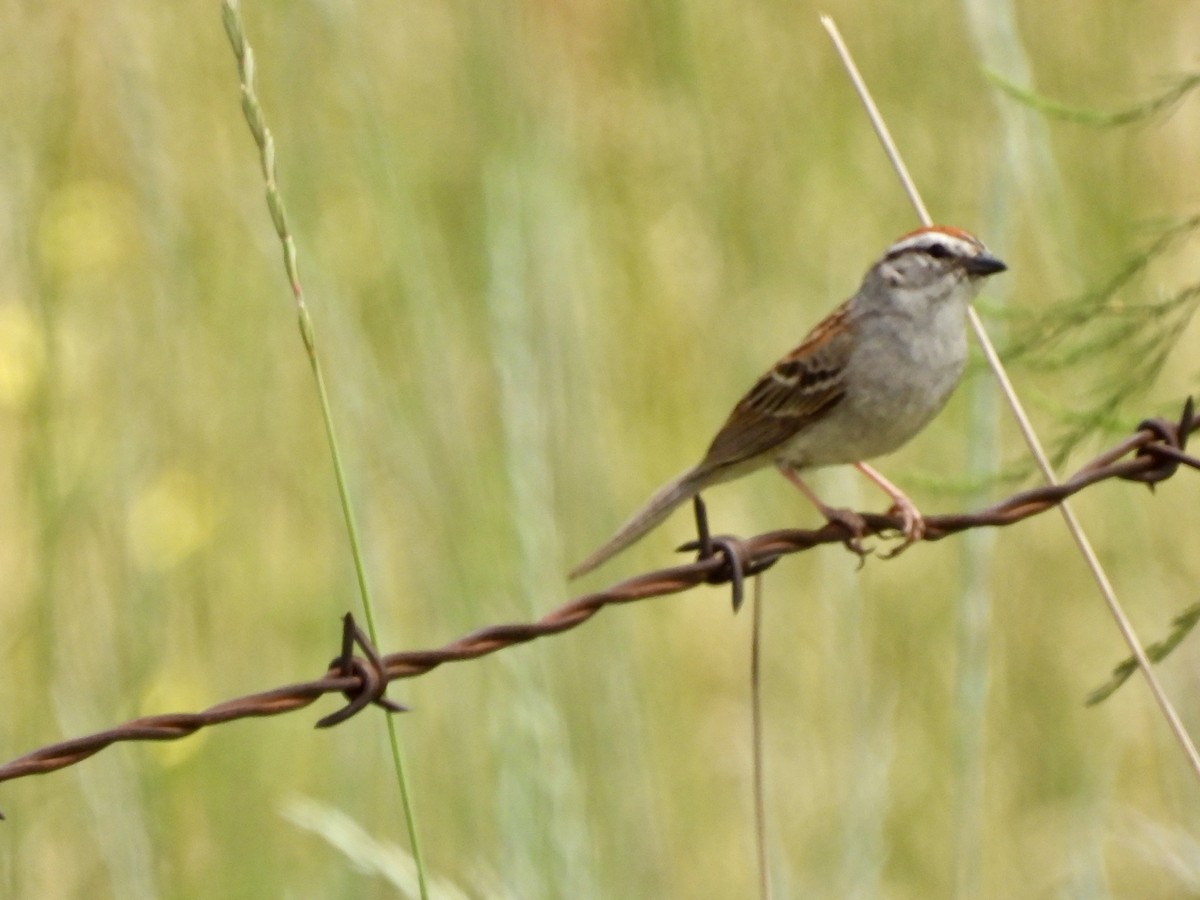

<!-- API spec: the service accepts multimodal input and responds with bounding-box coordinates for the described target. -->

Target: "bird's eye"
[926,244,951,259]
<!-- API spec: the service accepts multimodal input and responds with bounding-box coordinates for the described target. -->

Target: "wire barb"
[676,496,780,612]
[1123,396,1197,486]
[316,614,408,728]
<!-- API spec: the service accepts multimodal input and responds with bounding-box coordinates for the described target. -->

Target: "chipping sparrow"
[570,225,1007,579]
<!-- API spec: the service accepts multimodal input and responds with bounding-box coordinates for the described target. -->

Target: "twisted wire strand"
[0,402,1194,807]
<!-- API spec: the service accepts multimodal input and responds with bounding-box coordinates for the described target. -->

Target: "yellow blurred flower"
[127,469,220,571]
[37,178,139,278]
[0,303,46,410]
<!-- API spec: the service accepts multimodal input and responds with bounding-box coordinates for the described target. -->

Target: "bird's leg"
[854,462,924,550]
[776,463,870,559]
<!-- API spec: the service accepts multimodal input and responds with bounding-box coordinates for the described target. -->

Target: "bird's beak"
[966,252,1007,277]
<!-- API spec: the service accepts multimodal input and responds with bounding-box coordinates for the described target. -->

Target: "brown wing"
[698,299,854,473]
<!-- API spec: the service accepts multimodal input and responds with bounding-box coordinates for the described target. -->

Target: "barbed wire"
[0,399,1195,815]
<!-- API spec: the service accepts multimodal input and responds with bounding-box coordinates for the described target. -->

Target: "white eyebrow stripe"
[888,230,981,258]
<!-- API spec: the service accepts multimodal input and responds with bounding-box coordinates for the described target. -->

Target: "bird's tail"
[569,468,704,579]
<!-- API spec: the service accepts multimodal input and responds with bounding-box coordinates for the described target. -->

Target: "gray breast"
[774,296,968,468]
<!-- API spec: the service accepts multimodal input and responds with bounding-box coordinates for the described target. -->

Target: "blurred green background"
[2,0,1200,897]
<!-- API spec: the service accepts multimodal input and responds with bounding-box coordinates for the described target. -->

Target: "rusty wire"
[0,400,1196,810]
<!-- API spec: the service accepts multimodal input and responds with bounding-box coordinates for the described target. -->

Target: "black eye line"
[884,241,966,264]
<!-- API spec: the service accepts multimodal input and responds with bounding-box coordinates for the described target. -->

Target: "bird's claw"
[878,501,925,559]
[821,506,873,568]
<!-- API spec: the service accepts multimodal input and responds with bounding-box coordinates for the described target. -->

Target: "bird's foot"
[878,497,925,559]
[820,506,873,567]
